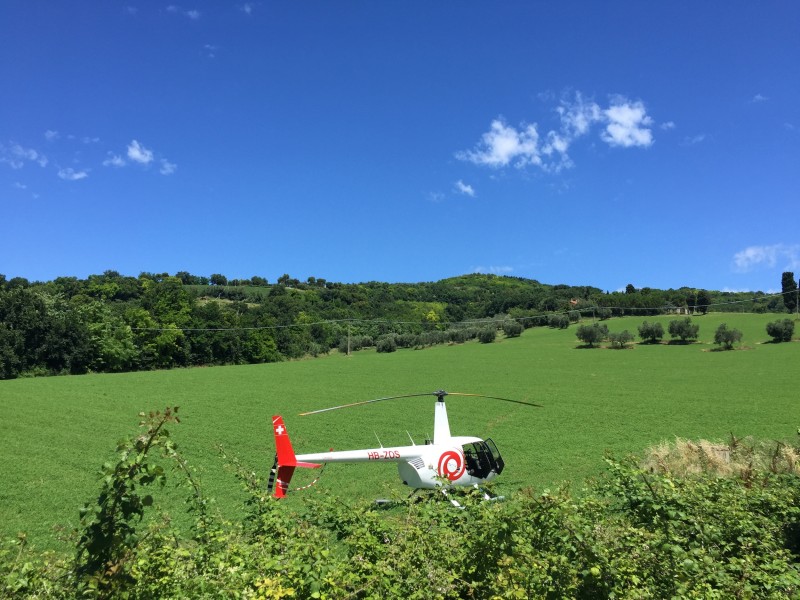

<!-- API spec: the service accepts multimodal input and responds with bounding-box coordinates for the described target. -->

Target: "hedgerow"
[2,411,799,599]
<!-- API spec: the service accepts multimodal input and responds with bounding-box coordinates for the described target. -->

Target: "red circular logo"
[437,450,466,481]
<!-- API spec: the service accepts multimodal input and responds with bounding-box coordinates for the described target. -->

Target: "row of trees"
[576,317,795,350]
[1,271,797,379]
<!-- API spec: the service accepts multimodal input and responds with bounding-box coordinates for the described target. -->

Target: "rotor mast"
[432,390,451,444]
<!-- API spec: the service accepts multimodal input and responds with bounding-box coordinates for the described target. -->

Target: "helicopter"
[267,390,540,498]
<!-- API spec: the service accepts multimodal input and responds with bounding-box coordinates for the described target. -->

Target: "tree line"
[0,270,797,379]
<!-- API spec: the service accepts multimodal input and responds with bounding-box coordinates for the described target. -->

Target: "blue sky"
[2,2,798,292]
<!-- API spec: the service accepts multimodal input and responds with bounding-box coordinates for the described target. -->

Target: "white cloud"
[159,159,177,175]
[557,92,601,137]
[166,5,199,19]
[112,141,175,174]
[682,133,706,146]
[14,144,48,166]
[459,92,655,173]
[13,182,27,189]
[660,121,676,130]
[0,143,48,169]
[127,140,154,164]
[733,244,800,272]
[103,153,126,167]
[601,99,654,148]
[457,118,541,168]
[752,93,768,103]
[44,130,60,141]
[58,167,89,181]
[240,3,254,14]
[454,180,475,197]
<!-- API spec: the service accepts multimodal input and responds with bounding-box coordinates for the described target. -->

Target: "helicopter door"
[463,439,505,479]
[483,438,504,475]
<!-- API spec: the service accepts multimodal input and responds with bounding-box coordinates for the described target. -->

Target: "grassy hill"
[1,312,798,550]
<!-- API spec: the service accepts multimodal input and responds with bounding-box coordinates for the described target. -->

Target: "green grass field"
[1,313,798,550]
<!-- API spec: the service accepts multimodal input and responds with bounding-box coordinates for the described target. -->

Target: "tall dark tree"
[781,272,798,314]
[696,290,711,315]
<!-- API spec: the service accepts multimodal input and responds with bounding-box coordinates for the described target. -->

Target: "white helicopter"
[268,390,540,499]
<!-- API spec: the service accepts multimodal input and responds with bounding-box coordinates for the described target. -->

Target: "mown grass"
[1,312,798,550]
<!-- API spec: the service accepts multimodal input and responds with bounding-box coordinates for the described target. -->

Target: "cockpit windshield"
[462,439,505,478]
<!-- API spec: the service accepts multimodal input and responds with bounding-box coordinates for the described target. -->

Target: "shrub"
[548,314,570,329]
[767,319,795,343]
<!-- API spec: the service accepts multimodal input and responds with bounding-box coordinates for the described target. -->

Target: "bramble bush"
[2,411,799,599]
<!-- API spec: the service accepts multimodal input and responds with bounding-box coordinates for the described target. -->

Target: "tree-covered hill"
[0,270,794,379]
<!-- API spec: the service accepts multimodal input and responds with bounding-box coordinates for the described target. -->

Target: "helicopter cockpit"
[462,439,505,479]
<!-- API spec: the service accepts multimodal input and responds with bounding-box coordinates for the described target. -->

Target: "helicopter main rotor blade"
[444,392,543,408]
[299,392,438,416]
[299,390,541,416]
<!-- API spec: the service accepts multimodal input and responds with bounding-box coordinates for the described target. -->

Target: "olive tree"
[714,323,742,350]
[638,321,664,344]
[576,323,608,348]
[608,330,634,349]
[502,319,523,338]
[668,317,699,343]
[478,327,497,344]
